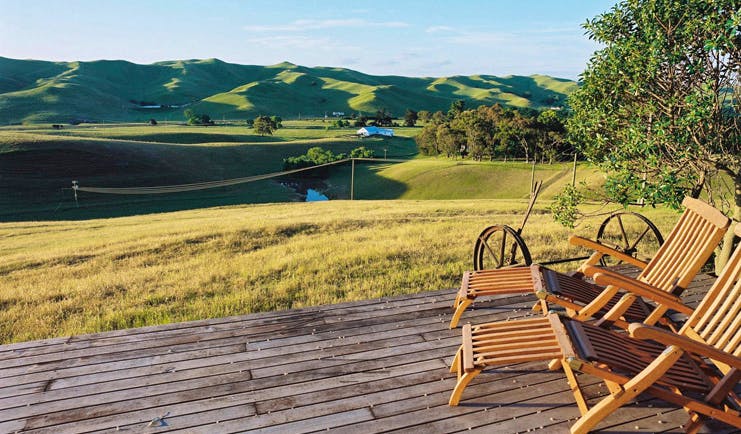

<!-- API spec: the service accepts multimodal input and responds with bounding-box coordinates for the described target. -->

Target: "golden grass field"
[0,199,680,343]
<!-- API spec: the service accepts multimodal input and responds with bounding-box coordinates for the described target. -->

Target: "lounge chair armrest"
[629,324,741,369]
[569,235,649,270]
[587,268,693,315]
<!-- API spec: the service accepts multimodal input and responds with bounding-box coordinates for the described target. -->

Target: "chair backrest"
[637,197,730,294]
[682,223,741,362]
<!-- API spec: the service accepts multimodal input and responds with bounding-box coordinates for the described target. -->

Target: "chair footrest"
[463,266,536,298]
[462,315,568,372]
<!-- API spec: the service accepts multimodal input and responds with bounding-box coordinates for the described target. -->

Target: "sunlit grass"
[0,199,679,343]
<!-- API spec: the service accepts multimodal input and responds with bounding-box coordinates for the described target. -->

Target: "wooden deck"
[0,270,738,433]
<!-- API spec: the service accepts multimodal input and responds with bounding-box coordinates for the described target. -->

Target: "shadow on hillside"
[493,75,572,106]
[0,135,412,221]
[42,130,287,144]
[100,132,288,144]
[190,77,372,120]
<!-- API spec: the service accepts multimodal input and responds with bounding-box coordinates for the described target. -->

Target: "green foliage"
[535,109,568,164]
[270,116,283,129]
[568,0,740,210]
[282,145,375,171]
[416,103,572,161]
[353,116,367,127]
[550,184,584,228]
[415,123,440,156]
[375,108,392,126]
[253,115,274,135]
[333,119,349,128]
[404,109,418,127]
[283,146,372,171]
[349,146,374,158]
[436,123,465,157]
[448,100,466,119]
[184,109,213,125]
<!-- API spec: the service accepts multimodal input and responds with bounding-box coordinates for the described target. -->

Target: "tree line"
[415,101,571,163]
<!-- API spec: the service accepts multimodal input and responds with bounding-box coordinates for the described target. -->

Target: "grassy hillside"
[0,122,417,220]
[0,57,577,124]
[329,160,602,200]
[0,199,679,343]
[0,122,601,221]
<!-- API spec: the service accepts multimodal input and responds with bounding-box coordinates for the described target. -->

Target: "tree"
[354,115,368,127]
[375,108,392,126]
[452,109,494,160]
[536,109,566,164]
[404,109,418,127]
[415,123,440,155]
[350,146,374,158]
[270,116,283,129]
[568,0,740,265]
[417,110,432,124]
[306,147,334,164]
[253,115,274,135]
[448,100,466,119]
[431,111,447,124]
[184,109,213,125]
[436,123,465,158]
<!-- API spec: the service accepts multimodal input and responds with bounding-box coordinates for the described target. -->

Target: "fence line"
[73,157,407,195]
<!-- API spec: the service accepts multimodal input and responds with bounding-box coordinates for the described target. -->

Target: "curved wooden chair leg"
[570,389,634,434]
[547,358,562,371]
[450,345,462,373]
[449,298,473,329]
[448,368,482,406]
[452,292,461,309]
[570,347,683,434]
[531,299,549,314]
[683,415,707,434]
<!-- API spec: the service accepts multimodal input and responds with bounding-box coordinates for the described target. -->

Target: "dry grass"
[0,199,679,343]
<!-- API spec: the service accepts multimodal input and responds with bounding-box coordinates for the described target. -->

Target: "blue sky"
[0,0,617,79]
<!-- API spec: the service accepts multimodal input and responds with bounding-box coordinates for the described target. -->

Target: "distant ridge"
[0,57,577,124]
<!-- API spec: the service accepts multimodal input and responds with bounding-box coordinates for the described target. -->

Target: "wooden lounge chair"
[449,223,741,433]
[450,197,730,328]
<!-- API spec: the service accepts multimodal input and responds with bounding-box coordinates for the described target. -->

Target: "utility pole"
[530,161,536,193]
[72,180,79,207]
[572,154,578,187]
[350,159,355,200]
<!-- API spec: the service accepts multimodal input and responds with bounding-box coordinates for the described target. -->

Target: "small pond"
[306,189,328,202]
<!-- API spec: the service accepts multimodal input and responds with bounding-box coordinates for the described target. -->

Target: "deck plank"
[0,269,738,433]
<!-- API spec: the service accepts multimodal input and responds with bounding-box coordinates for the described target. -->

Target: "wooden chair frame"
[450,197,730,329]
[449,223,741,434]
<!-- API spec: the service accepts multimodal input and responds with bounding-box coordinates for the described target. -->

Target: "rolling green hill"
[0,57,577,124]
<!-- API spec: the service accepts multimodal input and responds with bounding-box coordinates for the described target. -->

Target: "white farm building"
[356,126,394,137]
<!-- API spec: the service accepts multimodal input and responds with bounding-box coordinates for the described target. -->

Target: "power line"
[73,157,408,195]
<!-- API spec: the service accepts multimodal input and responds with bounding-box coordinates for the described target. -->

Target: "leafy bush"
[550,184,584,228]
[283,146,374,171]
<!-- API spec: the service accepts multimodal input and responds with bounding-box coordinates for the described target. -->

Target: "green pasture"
[0,122,417,220]
[1,122,593,221]
[330,159,603,200]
